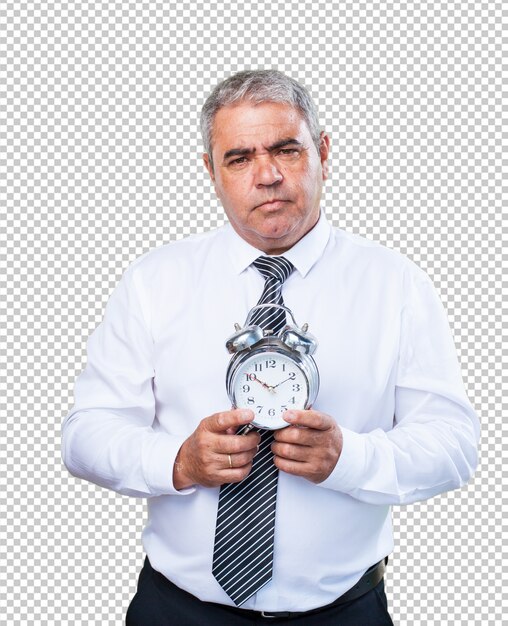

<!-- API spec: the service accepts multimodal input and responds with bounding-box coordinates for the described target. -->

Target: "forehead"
[211,101,310,152]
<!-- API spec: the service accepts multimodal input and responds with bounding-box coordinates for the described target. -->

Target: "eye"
[228,156,249,167]
[277,148,300,159]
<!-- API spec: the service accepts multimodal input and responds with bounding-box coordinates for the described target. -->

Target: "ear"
[319,132,330,181]
[203,153,215,183]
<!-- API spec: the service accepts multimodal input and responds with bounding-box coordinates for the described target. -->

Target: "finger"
[220,464,255,484]
[216,430,261,454]
[272,440,311,462]
[274,425,322,446]
[207,409,254,433]
[228,448,259,469]
[273,455,335,484]
[273,456,309,477]
[283,410,334,431]
[219,465,252,486]
[199,466,255,487]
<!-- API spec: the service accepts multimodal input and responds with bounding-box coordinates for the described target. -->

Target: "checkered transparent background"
[1,1,506,624]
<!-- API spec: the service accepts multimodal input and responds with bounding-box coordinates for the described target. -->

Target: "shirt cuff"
[317,426,368,493]
[142,431,196,496]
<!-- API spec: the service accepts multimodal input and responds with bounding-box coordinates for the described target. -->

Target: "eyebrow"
[222,138,304,163]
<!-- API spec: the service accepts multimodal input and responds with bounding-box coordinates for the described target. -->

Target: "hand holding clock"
[173,407,343,489]
[272,410,343,484]
[173,409,260,490]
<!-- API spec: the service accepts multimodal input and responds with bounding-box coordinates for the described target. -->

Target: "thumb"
[208,409,254,433]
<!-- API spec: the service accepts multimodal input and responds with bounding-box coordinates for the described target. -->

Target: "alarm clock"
[225,304,319,430]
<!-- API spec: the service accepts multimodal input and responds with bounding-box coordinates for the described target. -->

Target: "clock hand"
[272,376,293,389]
[251,374,276,394]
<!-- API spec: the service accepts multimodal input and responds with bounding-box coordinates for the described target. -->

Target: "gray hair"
[200,70,321,167]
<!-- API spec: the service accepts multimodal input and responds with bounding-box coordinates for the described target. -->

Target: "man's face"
[203,101,330,254]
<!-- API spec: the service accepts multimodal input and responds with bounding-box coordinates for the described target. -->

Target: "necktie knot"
[252,256,294,284]
[250,256,294,335]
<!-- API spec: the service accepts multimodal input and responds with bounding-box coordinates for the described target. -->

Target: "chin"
[256,214,297,234]
[257,227,294,244]
[256,230,300,254]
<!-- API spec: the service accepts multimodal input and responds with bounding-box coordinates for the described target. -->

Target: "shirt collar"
[225,210,331,278]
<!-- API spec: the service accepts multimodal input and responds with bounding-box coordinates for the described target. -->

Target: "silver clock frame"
[225,304,320,430]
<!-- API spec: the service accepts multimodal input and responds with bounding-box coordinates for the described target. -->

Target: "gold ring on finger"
[228,454,233,469]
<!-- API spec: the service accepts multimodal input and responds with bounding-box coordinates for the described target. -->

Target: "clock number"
[256,405,263,414]
[288,372,296,380]
[254,363,263,372]
[265,359,276,368]
[292,384,301,392]
[288,396,296,404]
[268,408,275,417]
[247,397,254,405]
[246,373,257,381]
[280,405,287,412]
[243,384,250,393]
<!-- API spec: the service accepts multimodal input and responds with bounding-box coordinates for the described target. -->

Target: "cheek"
[219,175,250,203]
[290,164,322,200]
[293,178,318,206]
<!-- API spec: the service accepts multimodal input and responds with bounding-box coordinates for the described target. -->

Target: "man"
[62,70,479,625]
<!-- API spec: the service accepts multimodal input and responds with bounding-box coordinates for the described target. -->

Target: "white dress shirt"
[62,211,479,612]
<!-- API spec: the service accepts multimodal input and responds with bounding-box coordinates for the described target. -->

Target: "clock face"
[232,351,309,429]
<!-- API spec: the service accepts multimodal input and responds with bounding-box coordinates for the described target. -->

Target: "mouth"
[255,199,289,210]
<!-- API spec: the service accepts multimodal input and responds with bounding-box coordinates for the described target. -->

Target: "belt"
[227,557,388,620]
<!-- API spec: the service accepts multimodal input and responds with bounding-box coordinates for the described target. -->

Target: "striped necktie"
[212,255,294,606]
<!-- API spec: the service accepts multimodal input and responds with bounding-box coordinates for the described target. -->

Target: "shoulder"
[135,227,223,269]
[328,226,429,282]
[124,226,226,284]
[330,226,404,264]
[109,226,228,308]
[322,226,435,307]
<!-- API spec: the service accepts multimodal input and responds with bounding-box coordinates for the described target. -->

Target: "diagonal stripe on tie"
[212,256,294,606]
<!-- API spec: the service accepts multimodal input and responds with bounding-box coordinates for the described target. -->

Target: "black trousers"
[126,558,394,626]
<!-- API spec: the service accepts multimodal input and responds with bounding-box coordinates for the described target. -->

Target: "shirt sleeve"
[61,264,193,498]
[319,263,480,504]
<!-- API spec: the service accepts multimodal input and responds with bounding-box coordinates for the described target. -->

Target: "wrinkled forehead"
[209,101,310,155]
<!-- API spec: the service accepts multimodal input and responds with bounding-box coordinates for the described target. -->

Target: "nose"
[254,155,283,187]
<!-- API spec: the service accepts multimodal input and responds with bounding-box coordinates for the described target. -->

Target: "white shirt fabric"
[62,211,479,612]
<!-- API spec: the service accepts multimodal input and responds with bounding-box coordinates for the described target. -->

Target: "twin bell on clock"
[225,304,320,431]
